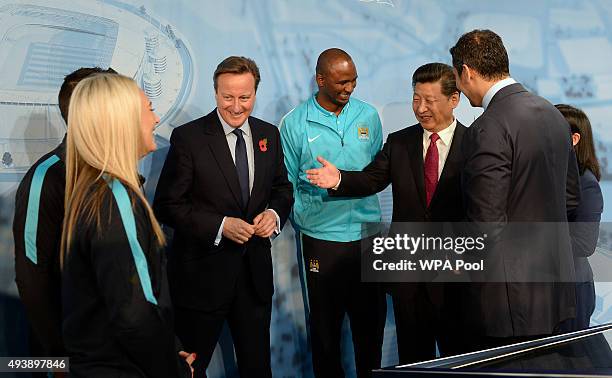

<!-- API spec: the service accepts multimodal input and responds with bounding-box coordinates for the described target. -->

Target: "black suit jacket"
[153,110,293,311]
[333,122,467,300]
[63,186,190,378]
[461,83,579,337]
[335,122,466,223]
[13,139,66,357]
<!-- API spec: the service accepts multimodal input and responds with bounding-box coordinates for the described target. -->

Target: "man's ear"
[315,73,325,88]
[462,64,472,81]
[450,92,460,108]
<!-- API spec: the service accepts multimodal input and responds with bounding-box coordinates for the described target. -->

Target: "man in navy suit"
[154,56,293,377]
[449,29,580,349]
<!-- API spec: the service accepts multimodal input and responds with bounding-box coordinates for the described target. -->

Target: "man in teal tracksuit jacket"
[280,48,386,378]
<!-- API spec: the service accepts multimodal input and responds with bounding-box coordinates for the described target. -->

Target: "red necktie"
[424,133,440,207]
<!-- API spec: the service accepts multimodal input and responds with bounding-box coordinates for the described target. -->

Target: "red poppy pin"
[259,138,268,152]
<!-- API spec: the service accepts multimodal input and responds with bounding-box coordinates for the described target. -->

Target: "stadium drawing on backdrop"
[0,0,193,180]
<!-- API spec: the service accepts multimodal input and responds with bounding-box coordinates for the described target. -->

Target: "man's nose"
[417,101,428,114]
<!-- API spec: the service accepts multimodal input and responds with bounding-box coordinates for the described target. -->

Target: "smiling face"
[412,81,459,133]
[316,58,357,112]
[139,89,159,155]
[215,72,256,128]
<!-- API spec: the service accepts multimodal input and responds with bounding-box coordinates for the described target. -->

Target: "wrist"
[331,170,342,190]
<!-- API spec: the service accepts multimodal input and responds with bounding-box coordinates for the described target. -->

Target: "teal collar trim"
[108,179,158,305]
[307,93,352,125]
[24,154,61,264]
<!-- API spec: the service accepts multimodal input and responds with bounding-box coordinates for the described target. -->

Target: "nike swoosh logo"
[308,134,321,143]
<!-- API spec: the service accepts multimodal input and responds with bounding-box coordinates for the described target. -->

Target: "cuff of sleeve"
[267,209,281,235]
[331,171,342,190]
[214,216,226,246]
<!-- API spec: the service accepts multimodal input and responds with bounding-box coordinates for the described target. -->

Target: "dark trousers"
[392,282,465,364]
[301,234,387,378]
[175,257,272,378]
[28,328,50,378]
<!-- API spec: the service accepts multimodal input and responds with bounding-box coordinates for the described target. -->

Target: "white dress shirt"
[422,118,457,179]
[482,77,517,110]
[218,110,255,192]
[214,111,279,245]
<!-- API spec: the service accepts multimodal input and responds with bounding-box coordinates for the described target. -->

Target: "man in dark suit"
[306,63,467,362]
[448,29,580,349]
[153,56,293,378]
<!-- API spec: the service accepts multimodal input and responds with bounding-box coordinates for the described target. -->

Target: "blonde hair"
[61,74,164,266]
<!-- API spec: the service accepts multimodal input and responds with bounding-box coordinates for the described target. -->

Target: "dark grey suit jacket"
[461,83,580,337]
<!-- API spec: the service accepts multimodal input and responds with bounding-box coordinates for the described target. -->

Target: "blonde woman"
[61,74,193,377]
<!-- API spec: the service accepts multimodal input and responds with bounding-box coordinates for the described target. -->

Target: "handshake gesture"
[306,156,341,189]
[222,209,278,244]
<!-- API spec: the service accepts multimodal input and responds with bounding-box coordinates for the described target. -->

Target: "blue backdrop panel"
[1,1,612,377]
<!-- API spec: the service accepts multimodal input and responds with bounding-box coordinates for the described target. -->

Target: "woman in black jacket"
[556,104,604,331]
[61,73,194,377]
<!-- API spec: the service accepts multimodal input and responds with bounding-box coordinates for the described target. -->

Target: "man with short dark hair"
[306,62,467,362]
[212,56,261,92]
[154,56,293,378]
[13,67,116,373]
[449,29,580,349]
[280,48,386,377]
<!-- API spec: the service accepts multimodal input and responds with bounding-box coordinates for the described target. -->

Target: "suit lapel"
[204,111,244,209]
[247,120,268,215]
[408,126,427,209]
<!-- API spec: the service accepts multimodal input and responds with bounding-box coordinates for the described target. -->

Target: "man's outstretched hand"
[306,156,340,189]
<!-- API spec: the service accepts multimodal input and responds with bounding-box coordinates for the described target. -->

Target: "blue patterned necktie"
[233,128,250,209]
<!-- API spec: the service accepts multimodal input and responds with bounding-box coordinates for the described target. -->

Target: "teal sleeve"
[279,118,300,192]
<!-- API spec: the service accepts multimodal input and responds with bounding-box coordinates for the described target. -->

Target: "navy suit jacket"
[569,169,603,282]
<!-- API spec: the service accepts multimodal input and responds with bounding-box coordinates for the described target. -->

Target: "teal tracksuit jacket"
[280,93,382,242]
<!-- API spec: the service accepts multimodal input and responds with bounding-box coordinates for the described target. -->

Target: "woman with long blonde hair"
[61,73,193,377]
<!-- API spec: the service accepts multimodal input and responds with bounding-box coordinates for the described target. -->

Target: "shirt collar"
[482,77,516,110]
[308,92,351,121]
[217,109,251,137]
[423,118,457,146]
